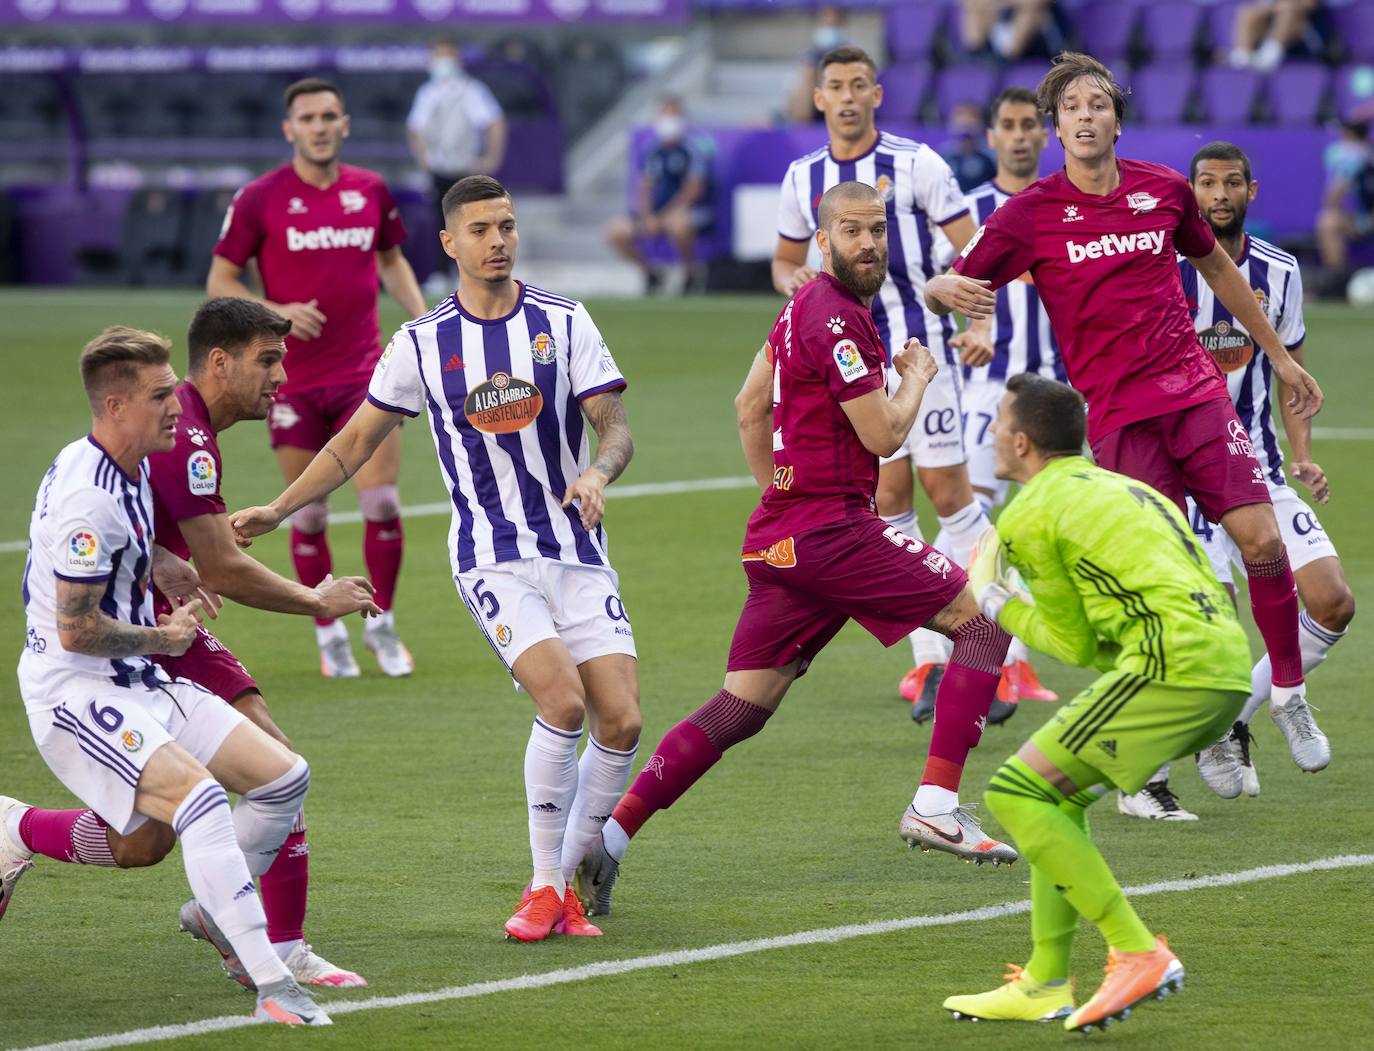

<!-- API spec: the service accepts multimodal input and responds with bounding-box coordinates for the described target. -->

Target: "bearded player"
[574,182,1020,922]
[930,53,1324,764]
[208,77,427,679]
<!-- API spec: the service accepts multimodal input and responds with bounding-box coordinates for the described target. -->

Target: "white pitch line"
[12,852,1373,1051]
[0,475,758,556]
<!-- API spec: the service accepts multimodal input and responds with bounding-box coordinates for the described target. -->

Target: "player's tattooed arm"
[583,391,634,485]
[54,579,164,657]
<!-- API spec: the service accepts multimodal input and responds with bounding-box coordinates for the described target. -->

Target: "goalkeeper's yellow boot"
[943,964,1074,1022]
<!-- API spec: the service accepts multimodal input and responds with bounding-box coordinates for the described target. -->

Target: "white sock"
[234,756,310,878]
[5,806,27,846]
[973,490,996,517]
[602,817,629,862]
[913,783,958,815]
[560,735,638,884]
[1241,611,1345,723]
[526,718,580,894]
[1148,764,1169,783]
[273,938,303,962]
[364,609,395,636]
[880,508,923,542]
[934,500,991,570]
[1005,636,1029,667]
[909,628,951,667]
[315,621,347,648]
[174,779,289,989]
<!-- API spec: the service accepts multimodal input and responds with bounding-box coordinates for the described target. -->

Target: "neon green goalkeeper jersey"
[995,456,1251,691]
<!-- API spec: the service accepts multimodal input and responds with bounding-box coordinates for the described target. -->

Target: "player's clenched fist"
[155,600,203,657]
[277,298,327,341]
[316,573,382,619]
[563,467,610,530]
[229,505,283,546]
[894,337,938,385]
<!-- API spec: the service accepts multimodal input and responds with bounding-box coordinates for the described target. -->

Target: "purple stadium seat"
[1269,62,1331,125]
[1331,2,1374,63]
[1130,63,1197,123]
[1333,63,1374,121]
[1076,1,1142,59]
[1200,66,1263,124]
[886,4,950,64]
[1001,60,1052,93]
[879,64,933,123]
[1205,2,1242,56]
[1141,1,1203,62]
[936,64,1000,120]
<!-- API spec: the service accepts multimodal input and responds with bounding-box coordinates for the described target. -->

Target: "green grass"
[0,290,1371,1049]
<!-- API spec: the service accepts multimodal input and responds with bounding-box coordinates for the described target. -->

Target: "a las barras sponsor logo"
[1065,229,1166,263]
[286,225,376,251]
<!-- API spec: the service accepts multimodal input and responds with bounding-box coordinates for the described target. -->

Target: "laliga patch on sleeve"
[187,451,218,496]
[960,223,986,258]
[832,339,869,383]
[65,528,99,572]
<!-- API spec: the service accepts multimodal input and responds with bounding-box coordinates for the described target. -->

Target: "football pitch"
[1,288,1370,1049]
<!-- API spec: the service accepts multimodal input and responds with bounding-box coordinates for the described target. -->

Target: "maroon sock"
[610,689,772,840]
[1245,552,1303,688]
[18,807,117,865]
[363,517,404,612]
[260,829,309,945]
[290,526,334,627]
[922,615,1010,790]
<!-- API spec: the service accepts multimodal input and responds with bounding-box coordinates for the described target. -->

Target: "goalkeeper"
[942,374,1251,1034]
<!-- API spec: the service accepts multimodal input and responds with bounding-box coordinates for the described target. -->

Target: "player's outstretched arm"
[924,271,997,318]
[377,246,428,320]
[55,579,200,659]
[1190,242,1323,418]
[230,402,402,542]
[735,348,774,488]
[563,391,633,530]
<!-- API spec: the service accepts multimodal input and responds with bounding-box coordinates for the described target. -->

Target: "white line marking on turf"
[13,852,1373,1051]
[0,475,758,555]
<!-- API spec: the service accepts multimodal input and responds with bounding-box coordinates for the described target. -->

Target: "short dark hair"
[284,77,344,114]
[988,86,1040,127]
[1005,373,1086,456]
[79,326,172,409]
[186,297,291,374]
[1036,52,1127,127]
[816,45,877,84]
[1189,140,1253,184]
[442,174,511,222]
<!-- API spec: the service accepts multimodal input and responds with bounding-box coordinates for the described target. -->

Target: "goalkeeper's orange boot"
[1064,936,1183,1033]
[1008,659,1057,702]
[504,885,563,942]
[554,886,603,937]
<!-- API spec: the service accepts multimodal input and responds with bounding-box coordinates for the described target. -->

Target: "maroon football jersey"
[147,382,222,563]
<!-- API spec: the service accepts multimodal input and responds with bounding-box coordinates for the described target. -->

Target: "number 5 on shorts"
[473,578,500,620]
[883,525,922,552]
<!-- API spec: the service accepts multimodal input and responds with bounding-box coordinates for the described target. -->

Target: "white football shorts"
[959,378,1009,505]
[880,364,967,470]
[455,557,636,681]
[22,668,245,835]
[1188,483,1339,586]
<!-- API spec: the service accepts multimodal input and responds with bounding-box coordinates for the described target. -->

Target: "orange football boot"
[1008,659,1057,702]
[1064,936,1184,1032]
[504,885,564,943]
[554,886,603,936]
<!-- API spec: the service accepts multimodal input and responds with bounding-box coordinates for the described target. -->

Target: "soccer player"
[8,327,328,1025]
[208,77,428,679]
[958,85,1068,719]
[770,45,997,714]
[574,182,1018,920]
[942,375,1250,1031]
[230,176,642,944]
[1122,142,1356,813]
[933,53,1324,773]
[3,299,378,990]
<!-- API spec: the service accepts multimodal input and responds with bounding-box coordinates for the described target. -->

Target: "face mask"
[814,26,844,50]
[430,57,459,80]
[654,115,685,142]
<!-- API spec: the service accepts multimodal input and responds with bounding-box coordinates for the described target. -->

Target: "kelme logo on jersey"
[1198,319,1254,373]
[463,371,543,434]
[187,451,217,496]
[1065,229,1166,263]
[832,339,868,383]
[67,530,98,570]
[529,332,557,364]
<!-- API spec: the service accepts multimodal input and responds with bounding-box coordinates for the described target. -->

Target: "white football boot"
[899,804,1019,865]
[0,796,35,922]
[1270,692,1330,772]
[363,612,414,678]
[1117,780,1198,821]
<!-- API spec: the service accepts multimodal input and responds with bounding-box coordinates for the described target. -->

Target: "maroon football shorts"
[267,378,371,451]
[155,626,258,704]
[1091,395,1271,523]
[726,514,968,677]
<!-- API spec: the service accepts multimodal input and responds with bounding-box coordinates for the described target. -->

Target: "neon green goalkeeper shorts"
[1030,671,1247,795]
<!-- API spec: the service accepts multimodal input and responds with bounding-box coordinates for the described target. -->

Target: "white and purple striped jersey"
[369,284,627,574]
[1178,234,1305,487]
[962,180,1065,384]
[776,131,969,366]
[21,436,166,710]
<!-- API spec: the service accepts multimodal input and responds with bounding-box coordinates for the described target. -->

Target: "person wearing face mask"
[604,97,714,293]
[785,5,851,124]
[406,41,508,257]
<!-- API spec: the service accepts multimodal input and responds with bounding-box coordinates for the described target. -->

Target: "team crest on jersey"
[923,549,952,578]
[287,197,308,215]
[494,624,512,647]
[874,174,894,202]
[832,339,868,383]
[1062,205,1084,223]
[338,189,367,215]
[464,371,543,434]
[66,529,98,571]
[1197,319,1254,373]
[1253,286,1269,314]
[1126,192,1160,215]
[529,331,557,364]
[120,730,144,753]
[187,451,218,496]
